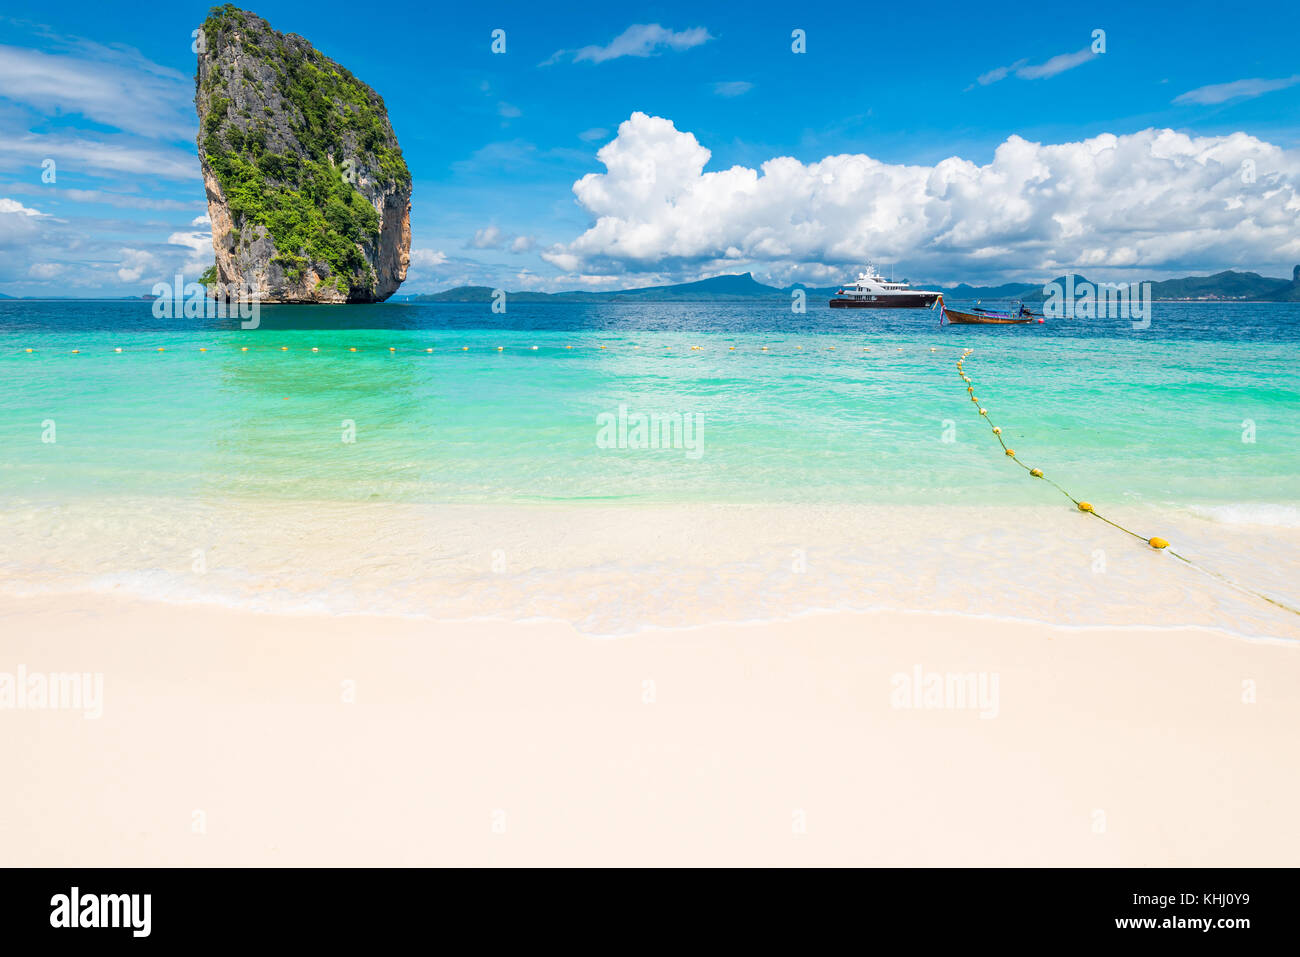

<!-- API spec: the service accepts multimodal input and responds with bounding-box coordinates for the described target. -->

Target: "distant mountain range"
[4,267,1299,303]
[942,266,1300,303]
[400,272,825,303]
[0,294,156,301]
[400,265,1300,304]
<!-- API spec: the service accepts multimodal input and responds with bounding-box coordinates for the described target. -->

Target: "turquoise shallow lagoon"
[2,300,1298,636]
[2,300,1298,511]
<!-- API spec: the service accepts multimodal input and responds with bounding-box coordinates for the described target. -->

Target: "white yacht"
[829,264,941,308]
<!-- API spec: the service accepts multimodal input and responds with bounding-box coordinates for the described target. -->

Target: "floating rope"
[956,348,1300,619]
[14,344,926,355]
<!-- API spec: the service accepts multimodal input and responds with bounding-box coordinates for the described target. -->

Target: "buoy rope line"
[956,348,1300,619]
[12,344,936,355]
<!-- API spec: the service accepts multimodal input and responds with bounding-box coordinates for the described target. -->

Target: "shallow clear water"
[2,300,1297,512]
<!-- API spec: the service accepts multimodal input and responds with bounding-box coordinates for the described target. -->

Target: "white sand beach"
[2,519,1298,866]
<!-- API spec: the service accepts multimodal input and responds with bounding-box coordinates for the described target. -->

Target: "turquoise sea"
[2,300,1298,512]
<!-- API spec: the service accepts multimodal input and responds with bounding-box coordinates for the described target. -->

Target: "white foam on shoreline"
[2,497,1298,640]
[5,575,1298,646]
[1186,504,1300,528]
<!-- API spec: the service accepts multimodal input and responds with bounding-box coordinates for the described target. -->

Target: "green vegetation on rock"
[197,5,409,296]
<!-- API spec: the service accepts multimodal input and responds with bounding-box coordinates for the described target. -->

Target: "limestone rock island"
[195,5,411,302]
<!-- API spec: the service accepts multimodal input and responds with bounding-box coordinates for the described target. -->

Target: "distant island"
[0,294,162,301]
[401,272,816,304]
[399,266,1300,304]
[6,266,1299,303]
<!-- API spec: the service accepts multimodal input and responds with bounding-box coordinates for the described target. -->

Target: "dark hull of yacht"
[829,292,940,308]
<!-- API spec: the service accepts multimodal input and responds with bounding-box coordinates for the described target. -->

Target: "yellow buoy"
[114,347,123,353]
[1005,449,1015,457]
[531,345,538,350]
[350,347,358,352]
[967,386,974,394]
[599,345,606,350]
[497,346,504,351]
[992,427,1001,434]
[311,347,318,353]
[979,408,988,416]
[1078,502,1093,513]
[157,347,165,352]
[199,347,207,352]
[72,349,80,354]
[566,345,572,349]
[426,348,434,353]
[1148,537,1169,549]
[462,346,468,351]
[729,346,735,350]
[1030,468,1043,478]
[240,346,247,352]
[389,347,396,352]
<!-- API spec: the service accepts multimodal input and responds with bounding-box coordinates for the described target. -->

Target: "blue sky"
[1,0,1299,296]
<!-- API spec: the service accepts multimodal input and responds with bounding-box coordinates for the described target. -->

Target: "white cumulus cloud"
[116,248,153,283]
[0,198,45,252]
[468,226,505,249]
[410,249,449,268]
[541,112,1300,284]
[167,230,212,256]
[0,197,43,216]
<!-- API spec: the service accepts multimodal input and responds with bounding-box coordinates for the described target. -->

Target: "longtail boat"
[938,296,1043,325]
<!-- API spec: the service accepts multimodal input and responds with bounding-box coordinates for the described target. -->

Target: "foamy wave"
[1187,504,1300,528]
[4,501,1299,639]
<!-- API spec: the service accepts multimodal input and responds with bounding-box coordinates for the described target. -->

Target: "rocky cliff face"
[195,6,410,303]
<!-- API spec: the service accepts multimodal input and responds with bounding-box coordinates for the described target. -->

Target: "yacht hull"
[828,293,940,308]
